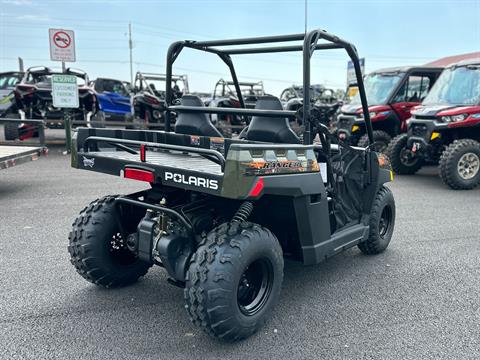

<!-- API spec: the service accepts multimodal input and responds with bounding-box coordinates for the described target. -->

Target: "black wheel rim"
[399,147,419,167]
[237,258,274,316]
[379,205,393,238]
[109,232,138,266]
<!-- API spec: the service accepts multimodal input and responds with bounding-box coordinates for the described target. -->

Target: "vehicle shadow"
[394,165,453,191]
[0,180,30,199]
[54,246,391,356]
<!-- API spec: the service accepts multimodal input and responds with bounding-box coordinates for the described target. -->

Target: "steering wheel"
[295,105,332,135]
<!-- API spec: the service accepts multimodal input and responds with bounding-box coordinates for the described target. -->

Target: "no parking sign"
[49,28,76,62]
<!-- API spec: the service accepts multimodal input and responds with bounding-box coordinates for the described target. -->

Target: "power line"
[1,18,440,62]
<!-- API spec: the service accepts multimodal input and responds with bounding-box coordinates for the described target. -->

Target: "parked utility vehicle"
[387,59,480,189]
[131,72,189,128]
[281,84,342,136]
[207,79,266,137]
[336,66,443,151]
[280,84,340,109]
[0,71,23,118]
[5,67,96,140]
[90,77,132,126]
[68,30,396,341]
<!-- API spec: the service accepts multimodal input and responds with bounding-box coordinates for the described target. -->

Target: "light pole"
[129,22,133,85]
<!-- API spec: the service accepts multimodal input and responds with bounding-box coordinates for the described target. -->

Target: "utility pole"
[304,0,308,33]
[128,22,133,85]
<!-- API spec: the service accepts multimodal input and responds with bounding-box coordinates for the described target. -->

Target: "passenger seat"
[244,96,300,144]
[175,95,223,137]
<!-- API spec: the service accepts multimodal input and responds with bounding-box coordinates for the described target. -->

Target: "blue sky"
[1,0,479,95]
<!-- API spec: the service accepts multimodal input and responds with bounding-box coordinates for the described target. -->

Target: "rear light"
[248,177,264,197]
[124,168,154,182]
[140,144,146,162]
[16,85,35,98]
[17,85,35,93]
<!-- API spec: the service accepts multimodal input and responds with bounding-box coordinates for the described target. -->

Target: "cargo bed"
[87,149,223,175]
[73,127,324,197]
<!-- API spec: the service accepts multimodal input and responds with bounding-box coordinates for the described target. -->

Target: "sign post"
[52,74,78,153]
[49,28,77,153]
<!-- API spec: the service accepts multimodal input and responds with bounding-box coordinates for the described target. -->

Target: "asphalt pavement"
[1,146,479,360]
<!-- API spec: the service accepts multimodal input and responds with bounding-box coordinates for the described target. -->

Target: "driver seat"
[175,95,223,137]
[245,96,301,144]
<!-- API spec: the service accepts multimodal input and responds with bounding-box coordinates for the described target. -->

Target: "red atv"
[387,58,480,190]
[336,66,443,152]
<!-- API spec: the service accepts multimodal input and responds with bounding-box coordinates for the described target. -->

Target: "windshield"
[95,79,129,96]
[214,82,235,98]
[242,86,264,97]
[214,83,264,98]
[422,66,480,106]
[281,86,323,102]
[351,73,403,105]
[138,77,185,97]
[0,73,22,89]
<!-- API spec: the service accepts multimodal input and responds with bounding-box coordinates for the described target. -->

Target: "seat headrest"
[180,95,203,106]
[255,96,283,110]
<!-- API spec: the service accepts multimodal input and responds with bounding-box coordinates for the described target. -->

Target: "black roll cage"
[165,29,374,146]
[212,78,265,99]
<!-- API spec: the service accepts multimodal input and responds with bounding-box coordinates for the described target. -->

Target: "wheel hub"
[109,232,138,265]
[379,206,392,238]
[457,152,480,180]
[400,147,419,166]
[237,258,273,316]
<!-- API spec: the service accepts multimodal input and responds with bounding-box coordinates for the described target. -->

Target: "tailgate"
[0,145,47,170]
[74,131,225,195]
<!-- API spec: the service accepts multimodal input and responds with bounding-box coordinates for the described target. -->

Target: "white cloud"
[15,14,50,21]
[1,0,33,5]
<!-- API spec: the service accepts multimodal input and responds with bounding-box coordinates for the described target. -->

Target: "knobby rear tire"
[184,221,284,341]
[68,195,152,288]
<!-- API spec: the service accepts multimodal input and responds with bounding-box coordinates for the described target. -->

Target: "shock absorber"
[232,201,254,223]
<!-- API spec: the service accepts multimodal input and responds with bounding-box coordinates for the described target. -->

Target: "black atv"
[68,30,396,342]
[387,58,480,189]
[6,67,96,141]
[207,79,266,137]
[131,72,189,129]
[280,84,342,136]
